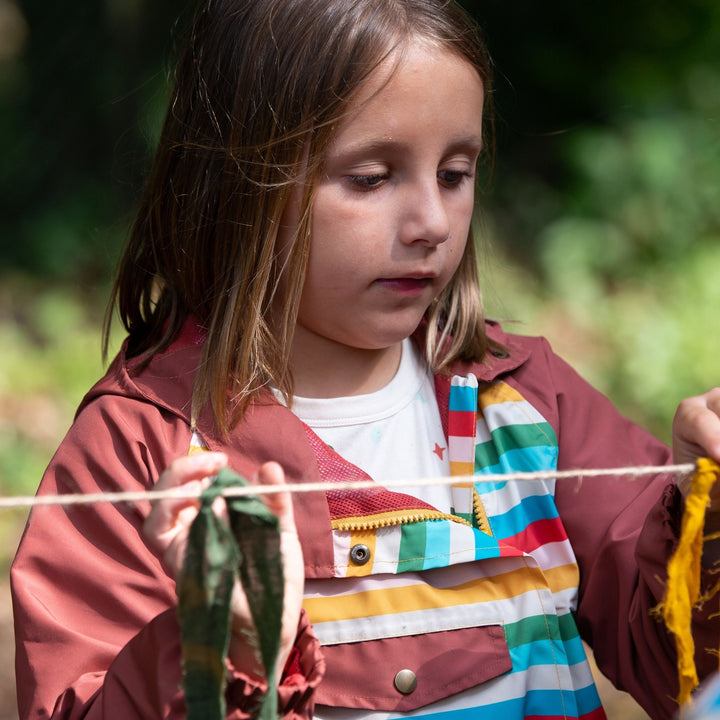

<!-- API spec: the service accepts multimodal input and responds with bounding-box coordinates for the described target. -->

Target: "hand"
[226,460,304,684]
[673,388,720,512]
[143,453,305,684]
[673,388,720,467]
[143,452,229,576]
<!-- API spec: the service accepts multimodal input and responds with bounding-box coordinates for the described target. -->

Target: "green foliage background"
[1,0,719,522]
[0,4,717,716]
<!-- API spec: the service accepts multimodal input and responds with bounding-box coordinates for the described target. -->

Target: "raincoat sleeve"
[518,338,720,719]
[11,393,323,719]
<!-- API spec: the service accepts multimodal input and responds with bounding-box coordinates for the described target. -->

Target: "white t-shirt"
[287,338,452,512]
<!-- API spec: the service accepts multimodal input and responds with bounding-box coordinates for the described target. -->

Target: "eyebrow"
[332,134,484,162]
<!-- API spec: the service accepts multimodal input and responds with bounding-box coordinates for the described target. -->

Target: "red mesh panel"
[303,425,438,521]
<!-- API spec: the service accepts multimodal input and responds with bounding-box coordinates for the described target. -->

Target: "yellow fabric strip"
[657,457,720,709]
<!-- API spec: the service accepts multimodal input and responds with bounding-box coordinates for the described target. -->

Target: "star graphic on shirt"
[433,443,446,460]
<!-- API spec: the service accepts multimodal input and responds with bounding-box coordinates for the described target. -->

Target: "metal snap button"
[491,349,510,359]
[349,544,371,565]
[394,669,418,694]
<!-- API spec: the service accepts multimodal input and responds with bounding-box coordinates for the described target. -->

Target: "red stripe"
[579,708,608,720]
[448,409,476,437]
[525,711,606,720]
[499,517,569,553]
[498,543,526,558]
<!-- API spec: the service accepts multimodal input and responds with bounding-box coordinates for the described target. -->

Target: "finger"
[703,387,720,416]
[255,461,296,535]
[154,452,228,491]
[149,452,228,523]
[673,391,720,465]
[144,452,228,549]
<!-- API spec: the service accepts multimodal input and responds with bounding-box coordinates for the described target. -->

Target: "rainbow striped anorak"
[304,374,605,720]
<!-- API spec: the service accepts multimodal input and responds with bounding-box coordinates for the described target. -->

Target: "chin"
[356,326,423,351]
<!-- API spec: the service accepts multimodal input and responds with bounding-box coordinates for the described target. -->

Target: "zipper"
[332,510,472,533]
[331,492,493,536]
[473,487,493,536]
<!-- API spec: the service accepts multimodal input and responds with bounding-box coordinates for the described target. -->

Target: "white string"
[0,462,696,510]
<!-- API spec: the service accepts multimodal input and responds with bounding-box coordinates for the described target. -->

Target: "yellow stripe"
[544,562,580,596]
[304,561,577,623]
[345,529,377,577]
[450,461,474,475]
[477,381,524,408]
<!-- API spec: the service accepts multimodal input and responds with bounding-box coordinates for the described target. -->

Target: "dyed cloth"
[179,468,282,720]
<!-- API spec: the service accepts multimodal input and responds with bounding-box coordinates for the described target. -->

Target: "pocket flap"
[315,624,511,712]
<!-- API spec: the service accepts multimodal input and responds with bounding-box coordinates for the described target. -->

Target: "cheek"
[300,239,355,305]
[310,206,379,270]
[442,227,471,285]
[454,192,476,229]
[447,242,468,279]
[451,201,474,257]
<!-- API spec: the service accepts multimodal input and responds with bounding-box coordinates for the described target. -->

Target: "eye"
[438,169,474,188]
[345,173,389,191]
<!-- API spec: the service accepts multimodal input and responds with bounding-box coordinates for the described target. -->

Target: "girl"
[12,0,720,718]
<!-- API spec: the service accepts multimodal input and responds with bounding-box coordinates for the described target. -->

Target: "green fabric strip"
[178,467,283,720]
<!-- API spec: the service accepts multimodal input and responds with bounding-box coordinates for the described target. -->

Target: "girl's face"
[282,40,485,388]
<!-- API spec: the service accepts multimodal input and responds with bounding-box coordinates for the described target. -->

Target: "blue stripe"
[475,445,558,476]
[405,521,505,569]
[415,685,601,720]
[488,494,560,539]
[497,445,558,473]
[423,521,451,570]
[449,384,476,412]
[509,639,569,673]
[504,638,602,713]
[473,531,502,561]
[398,521,509,569]
[575,681,604,716]
[563,634,591,667]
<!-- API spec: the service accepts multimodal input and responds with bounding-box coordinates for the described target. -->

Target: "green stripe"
[397,522,427,572]
[475,422,557,467]
[558,610,580,641]
[503,612,579,649]
[451,509,474,525]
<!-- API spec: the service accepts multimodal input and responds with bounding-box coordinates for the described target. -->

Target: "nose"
[400,179,451,247]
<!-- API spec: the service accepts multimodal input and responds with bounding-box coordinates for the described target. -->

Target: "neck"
[289,331,403,399]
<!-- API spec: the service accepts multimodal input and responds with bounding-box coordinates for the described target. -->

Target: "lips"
[375,275,434,294]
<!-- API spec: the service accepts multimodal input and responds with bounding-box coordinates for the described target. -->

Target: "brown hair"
[104,0,495,433]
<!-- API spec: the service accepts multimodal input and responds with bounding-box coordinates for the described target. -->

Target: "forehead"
[327,39,485,152]
[360,38,483,99]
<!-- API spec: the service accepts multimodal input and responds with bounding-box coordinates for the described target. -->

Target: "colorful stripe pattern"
[304,376,606,720]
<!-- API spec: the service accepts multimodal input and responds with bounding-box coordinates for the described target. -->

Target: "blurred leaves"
[0,279,123,499]
[0,0,179,280]
[467,1,720,439]
[1,0,720,490]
